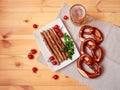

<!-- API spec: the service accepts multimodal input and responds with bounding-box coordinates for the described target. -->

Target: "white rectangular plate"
[34,18,80,71]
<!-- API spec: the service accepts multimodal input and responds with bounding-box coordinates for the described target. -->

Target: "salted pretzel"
[80,38,103,62]
[77,54,101,78]
[79,25,103,44]
[77,25,104,79]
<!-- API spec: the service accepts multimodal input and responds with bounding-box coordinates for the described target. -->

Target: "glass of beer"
[69,4,86,25]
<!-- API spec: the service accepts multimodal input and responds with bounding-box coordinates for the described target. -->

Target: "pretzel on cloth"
[77,54,101,78]
[80,38,103,62]
[79,25,103,44]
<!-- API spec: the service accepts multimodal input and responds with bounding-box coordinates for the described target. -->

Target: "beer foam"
[70,4,86,20]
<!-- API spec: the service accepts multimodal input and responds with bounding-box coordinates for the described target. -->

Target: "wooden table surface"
[0,0,120,90]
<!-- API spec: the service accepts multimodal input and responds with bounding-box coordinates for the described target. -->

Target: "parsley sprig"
[62,33,75,60]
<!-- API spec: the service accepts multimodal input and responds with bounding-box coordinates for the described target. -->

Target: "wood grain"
[0,0,120,90]
[0,86,92,90]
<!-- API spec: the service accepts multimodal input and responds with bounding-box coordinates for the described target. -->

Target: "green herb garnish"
[62,33,74,60]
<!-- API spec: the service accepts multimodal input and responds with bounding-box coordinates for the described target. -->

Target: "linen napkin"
[37,4,120,90]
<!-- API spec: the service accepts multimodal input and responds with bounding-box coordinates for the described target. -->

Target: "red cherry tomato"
[52,74,59,80]
[49,56,55,61]
[53,25,59,29]
[58,32,64,37]
[63,15,68,20]
[33,24,38,28]
[52,61,57,65]
[28,54,34,59]
[31,49,37,54]
[32,67,38,73]
[54,29,61,33]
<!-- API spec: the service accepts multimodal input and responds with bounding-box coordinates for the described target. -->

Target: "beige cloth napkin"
[37,4,120,90]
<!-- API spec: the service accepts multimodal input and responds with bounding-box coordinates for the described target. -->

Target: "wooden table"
[0,0,120,90]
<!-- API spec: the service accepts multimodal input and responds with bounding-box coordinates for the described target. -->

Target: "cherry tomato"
[53,25,59,29]
[52,61,57,65]
[63,15,68,20]
[33,24,38,28]
[31,49,37,54]
[54,29,61,33]
[49,56,55,61]
[52,74,59,80]
[32,67,38,73]
[58,32,64,37]
[28,54,34,59]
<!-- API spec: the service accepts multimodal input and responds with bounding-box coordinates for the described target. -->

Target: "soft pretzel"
[79,25,103,44]
[92,27,103,44]
[90,45,103,62]
[80,38,96,54]
[80,38,103,62]
[77,54,101,78]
